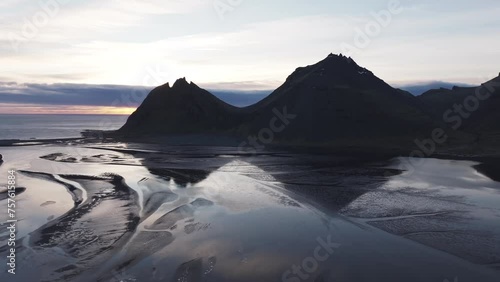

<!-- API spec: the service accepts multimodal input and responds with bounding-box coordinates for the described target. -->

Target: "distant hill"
[398,82,475,96]
[417,75,500,144]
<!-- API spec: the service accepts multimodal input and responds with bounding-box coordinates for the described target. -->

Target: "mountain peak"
[327,53,345,59]
[320,53,362,70]
[284,54,375,88]
[172,77,192,89]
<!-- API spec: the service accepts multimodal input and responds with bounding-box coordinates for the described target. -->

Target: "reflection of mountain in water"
[140,148,398,212]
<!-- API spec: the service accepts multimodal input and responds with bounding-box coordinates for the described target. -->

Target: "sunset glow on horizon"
[0,104,136,115]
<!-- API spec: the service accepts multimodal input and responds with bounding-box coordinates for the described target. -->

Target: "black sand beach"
[1,140,500,281]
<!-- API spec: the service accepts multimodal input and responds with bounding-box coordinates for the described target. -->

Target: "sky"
[1,0,499,114]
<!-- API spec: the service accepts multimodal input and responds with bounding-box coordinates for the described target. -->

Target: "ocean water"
[0,114,128,140]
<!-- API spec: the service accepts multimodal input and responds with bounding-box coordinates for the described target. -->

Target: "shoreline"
[3,134,500,162]
[0,137,83,147]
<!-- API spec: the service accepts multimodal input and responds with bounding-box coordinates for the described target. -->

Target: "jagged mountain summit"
[118,54,453,149]
[119,77,243,135]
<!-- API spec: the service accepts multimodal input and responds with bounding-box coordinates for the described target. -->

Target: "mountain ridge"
[117,54,496,152]
[417,74,500,141]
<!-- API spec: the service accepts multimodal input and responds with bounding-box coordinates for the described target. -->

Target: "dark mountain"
[236,54,440,147]
[398,81,475,96]
[119,78,243,135]
[417,75,500,142]
[118,54,462,150]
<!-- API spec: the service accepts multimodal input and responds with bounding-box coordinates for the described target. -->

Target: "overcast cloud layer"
[0,81,271,112]
[1,0,499,87]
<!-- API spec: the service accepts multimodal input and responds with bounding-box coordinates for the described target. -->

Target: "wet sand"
[0,142,499,281]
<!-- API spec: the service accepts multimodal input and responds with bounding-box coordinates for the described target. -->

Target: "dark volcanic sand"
[0,143,499,282]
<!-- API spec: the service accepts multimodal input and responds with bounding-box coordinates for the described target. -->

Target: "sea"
[0,114,128,140]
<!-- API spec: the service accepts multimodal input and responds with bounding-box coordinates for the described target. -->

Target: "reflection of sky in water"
[385,157,500,209]
[98,159,340,281]
[0,147,75,240]
[0,145,152,245]
[342,157,500,268]
[0,175,74,240]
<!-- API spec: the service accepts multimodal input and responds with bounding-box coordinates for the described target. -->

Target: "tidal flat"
[0,142,499,281]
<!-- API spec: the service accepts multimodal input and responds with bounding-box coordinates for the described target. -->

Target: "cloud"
[201,81,280,91]
[0,82,151,107]
[0,0,498,87]
[0,14,353,85]
[0,81,272,114]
